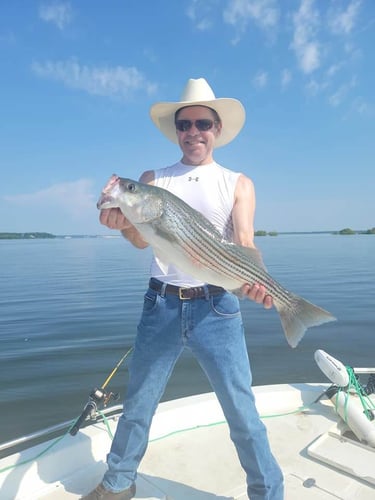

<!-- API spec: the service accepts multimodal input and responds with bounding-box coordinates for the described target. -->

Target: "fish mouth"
[97,194,115,209]
[97,174,122,209]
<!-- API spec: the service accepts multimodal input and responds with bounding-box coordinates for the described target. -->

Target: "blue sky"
[1,0,374,235]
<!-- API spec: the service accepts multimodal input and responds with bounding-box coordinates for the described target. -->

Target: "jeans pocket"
[142,289,160,314]
[210,292,241,318]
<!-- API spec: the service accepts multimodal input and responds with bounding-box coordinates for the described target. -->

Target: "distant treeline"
[255,227,375,236]
[0,232,56,239]
[333,227,375,235]
[255,230,278,236]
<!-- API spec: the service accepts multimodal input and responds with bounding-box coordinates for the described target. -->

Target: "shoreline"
[1,229,375,240]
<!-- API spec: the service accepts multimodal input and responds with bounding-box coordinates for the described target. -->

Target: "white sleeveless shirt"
[150,161,241,287]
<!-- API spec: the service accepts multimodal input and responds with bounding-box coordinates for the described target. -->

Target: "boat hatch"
[308,422,375,486]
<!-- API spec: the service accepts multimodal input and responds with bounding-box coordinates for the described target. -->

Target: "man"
[83,78,284,499]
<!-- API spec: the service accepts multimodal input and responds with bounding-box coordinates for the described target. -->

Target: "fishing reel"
[364,374,375,396]
[69,387,120,436]
[69,348,133,437]
[90,387,120,407]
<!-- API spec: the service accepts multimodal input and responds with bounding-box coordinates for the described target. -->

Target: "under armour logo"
[188,177,199,182]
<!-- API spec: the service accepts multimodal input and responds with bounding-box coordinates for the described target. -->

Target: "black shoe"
[81,482,136,499]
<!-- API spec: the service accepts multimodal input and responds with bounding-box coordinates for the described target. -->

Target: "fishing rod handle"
[69,400,97,436]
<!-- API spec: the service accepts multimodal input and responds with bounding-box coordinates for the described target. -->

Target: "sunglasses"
[175,119,217,132]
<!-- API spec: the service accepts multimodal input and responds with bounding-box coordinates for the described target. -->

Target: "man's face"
[175,106,221,166]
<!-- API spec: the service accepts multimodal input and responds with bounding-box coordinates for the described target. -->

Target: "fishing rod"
[69,347,133,436]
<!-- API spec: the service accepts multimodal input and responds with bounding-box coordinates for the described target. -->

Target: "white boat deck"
[1,384,374,499]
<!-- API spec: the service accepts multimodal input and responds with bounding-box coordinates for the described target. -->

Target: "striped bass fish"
[97,175,336,348]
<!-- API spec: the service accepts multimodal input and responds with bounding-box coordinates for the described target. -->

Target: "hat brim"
[150,98,245,148]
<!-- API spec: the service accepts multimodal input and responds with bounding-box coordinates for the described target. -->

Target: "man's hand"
[241,283,273,309]
[100,207,149,249]
[99,208,132,230]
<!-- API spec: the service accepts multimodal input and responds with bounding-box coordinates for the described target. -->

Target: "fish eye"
[127,182,136,192]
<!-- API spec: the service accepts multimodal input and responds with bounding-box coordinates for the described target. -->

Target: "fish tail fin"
[277,295,336,348]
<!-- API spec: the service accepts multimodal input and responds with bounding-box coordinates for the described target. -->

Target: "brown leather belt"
[149,278,224,300]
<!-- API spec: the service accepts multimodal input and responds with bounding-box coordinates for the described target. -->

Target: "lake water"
[1,234,374,444]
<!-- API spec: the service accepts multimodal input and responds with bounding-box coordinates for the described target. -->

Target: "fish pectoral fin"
[154,249,170,275]
[152,220,179,243]
[141,198,164,223]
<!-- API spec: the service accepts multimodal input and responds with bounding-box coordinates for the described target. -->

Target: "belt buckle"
[178,287,190,300]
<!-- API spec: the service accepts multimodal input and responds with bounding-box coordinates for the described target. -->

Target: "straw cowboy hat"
[150,78,246,147]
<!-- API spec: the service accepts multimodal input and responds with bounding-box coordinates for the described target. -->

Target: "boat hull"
[1,383,374,499]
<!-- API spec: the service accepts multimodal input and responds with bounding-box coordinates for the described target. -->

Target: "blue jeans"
[103,283,284,499]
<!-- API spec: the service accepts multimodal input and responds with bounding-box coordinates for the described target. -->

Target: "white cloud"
[343,41,362,60]
[31,59,157,99]
[326,62,342,78]
[281,69,292,89]
[351,96,370,115]
[328,0,361,35]
[223,0,279,43]
[252,70,268,88]
[39,2,73,30]
[328,77,357,107]
[305,78,329,96]
[291,0,321,74]
[186,0,216,31]
[3,179,96,217]
[305,63,343,98]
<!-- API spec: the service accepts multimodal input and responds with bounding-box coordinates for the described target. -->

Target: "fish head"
[97,175,163,224]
